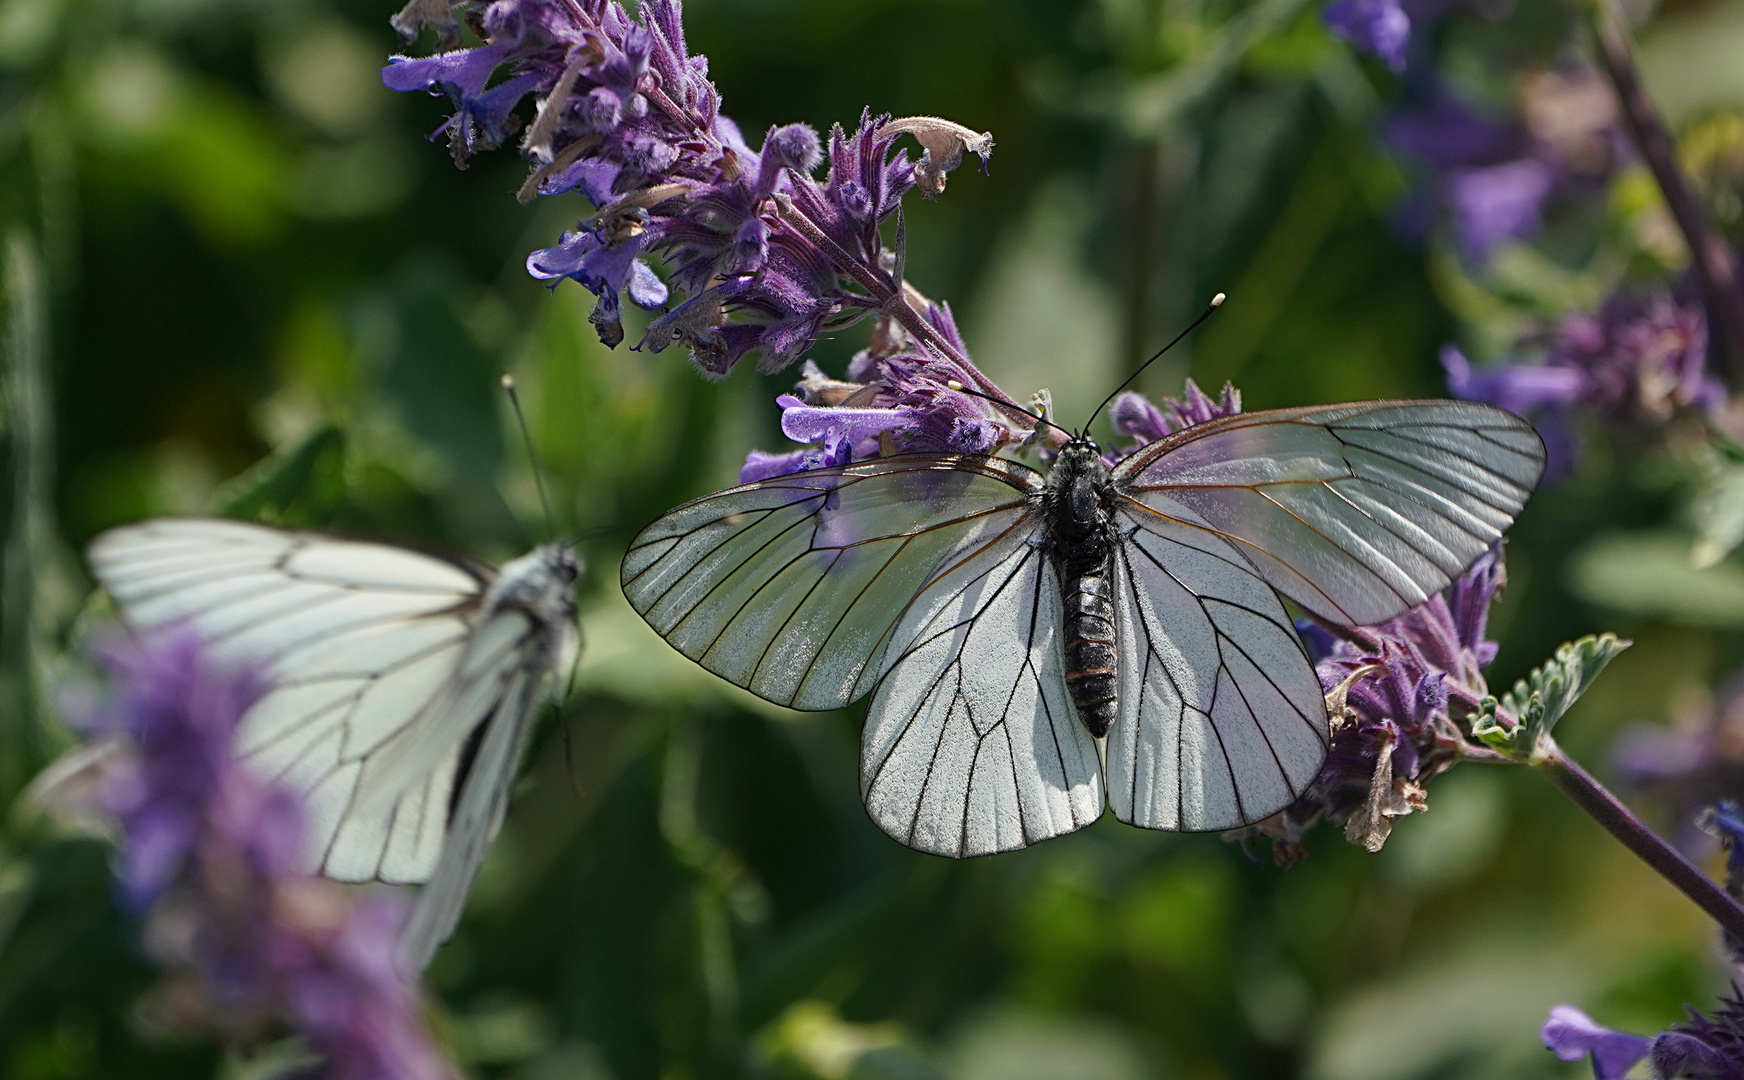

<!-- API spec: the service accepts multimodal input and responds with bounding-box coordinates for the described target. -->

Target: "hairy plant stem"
[1593,0,1744,383]
[1535,736,1744,942]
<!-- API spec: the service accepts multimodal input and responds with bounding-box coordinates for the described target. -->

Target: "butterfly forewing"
[862,531,1103,856]
[621,456,1042,710]
[1113,401,1545,626]
[1106,509,1326,831]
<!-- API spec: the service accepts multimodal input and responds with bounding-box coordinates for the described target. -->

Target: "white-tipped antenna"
[1082,292,1226,435]
[501,374,557,541]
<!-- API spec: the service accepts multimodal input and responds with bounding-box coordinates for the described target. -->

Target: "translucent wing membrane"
[399,666,539,971]
[88,519,516,885]
[861,533,1104,856]
[621,456,1042,710]
[1107,509,1327,831]
[1114,401,1545,626]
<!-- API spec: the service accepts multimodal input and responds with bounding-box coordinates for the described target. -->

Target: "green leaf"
[213,425,346,525]
[1569,532,1744,627]
[1692,456,1744,568]
[1470,635,1631,759]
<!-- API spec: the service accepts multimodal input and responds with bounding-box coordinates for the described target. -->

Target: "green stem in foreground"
[1534,735,1744,943]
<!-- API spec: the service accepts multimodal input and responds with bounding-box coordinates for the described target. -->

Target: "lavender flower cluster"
[384,1,989,371]
[1444,290,1722,479]
[65,631,453,1080]
[1240,545,1507,861]
[1382,69,1623,261]
[1544,803,1744,1078]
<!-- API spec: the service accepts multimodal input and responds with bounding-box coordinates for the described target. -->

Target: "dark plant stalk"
[1535,737,1744,942]
[1593,0,1744,382]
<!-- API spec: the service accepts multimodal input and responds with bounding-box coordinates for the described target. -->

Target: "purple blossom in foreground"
[66,630,454,1080]
[1324,0,1411,73]
[1446,290,1722,478]
[385,0,995,385]
[1238,545,1506,860]
[1544,996,1744,1080]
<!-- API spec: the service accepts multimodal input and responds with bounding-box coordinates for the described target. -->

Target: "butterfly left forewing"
[87,520,541,881]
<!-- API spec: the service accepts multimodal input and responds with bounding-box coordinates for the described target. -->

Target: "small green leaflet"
[1471,634,1630,760]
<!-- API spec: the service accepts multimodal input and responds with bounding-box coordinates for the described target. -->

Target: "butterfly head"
[490,543,583,625]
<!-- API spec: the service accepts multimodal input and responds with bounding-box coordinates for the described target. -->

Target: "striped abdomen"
[1063,561,1117,738]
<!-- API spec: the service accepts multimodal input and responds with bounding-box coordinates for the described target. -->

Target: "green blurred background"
[4,0,1744,1076]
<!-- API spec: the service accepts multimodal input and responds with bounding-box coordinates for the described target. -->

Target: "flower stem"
[1593,0,1744,382]
[1535,736,1744,941]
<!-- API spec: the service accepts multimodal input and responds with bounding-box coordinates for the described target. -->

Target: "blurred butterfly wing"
[1105,507,1327,831]
[399,662,540,972]
[1113,401,1545,626]
[861,529,1104,856]
[87,519,497,884]
[621,455,1042,710]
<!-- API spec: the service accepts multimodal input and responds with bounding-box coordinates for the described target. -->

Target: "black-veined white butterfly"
[621,399,1544,857]
[86,518,579,969]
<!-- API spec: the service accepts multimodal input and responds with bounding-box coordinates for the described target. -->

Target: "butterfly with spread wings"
[86,518,579,969]
[622,400,1544,857]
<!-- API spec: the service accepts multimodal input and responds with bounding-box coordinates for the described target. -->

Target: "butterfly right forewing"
[621,455,1044,711]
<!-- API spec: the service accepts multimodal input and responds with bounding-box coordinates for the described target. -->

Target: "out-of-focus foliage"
[3,0,1744,1077]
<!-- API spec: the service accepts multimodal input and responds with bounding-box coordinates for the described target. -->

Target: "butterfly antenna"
[942,380,1075,443]
[501,374,557,541]
[1082,292,1225,436]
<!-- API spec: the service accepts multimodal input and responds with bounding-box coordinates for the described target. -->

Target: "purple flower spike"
[387,1,999,384]
[1324,0,1411,73]
[56,629,456,1079]
[1446,289,1722,481]
[1237,544,1508,860]
[1542,1005,1651,1079]
[1109,379,1242,453]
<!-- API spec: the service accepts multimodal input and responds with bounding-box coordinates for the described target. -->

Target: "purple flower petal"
[778,394,913,443]
[1542,1005,1651,1079]
[1324,0,1412,72]
[1449,158,1555,258]
[1441,345,1587,415]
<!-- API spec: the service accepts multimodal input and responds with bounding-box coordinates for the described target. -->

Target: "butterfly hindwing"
[1113,400,1545,626]
[621,455,1042,711]
[861,529,1104,856]
[1105,507,1327,831]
